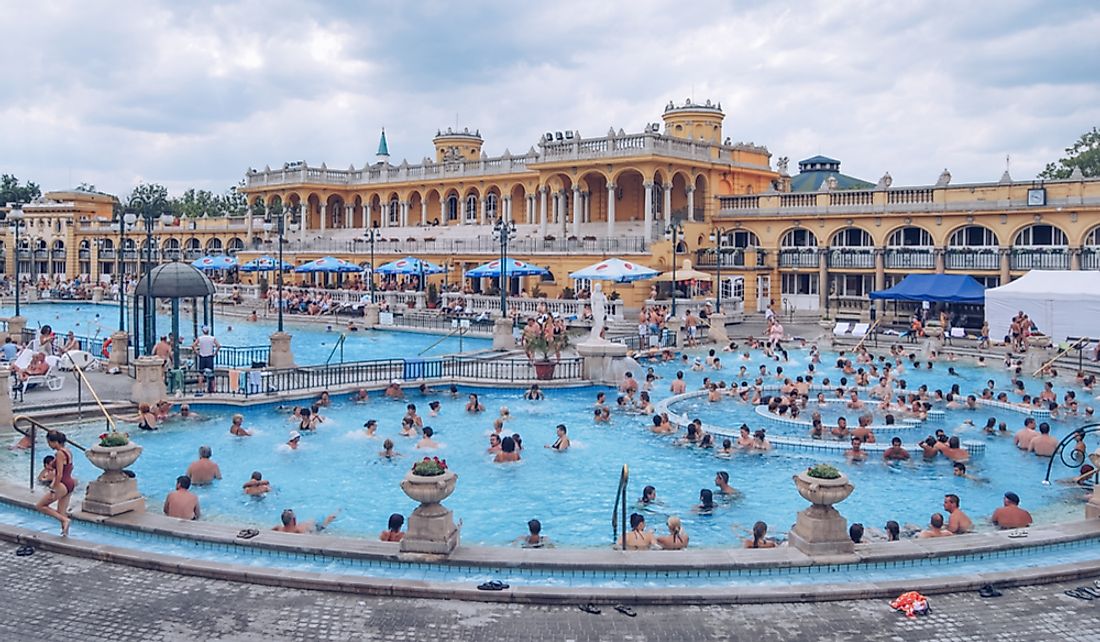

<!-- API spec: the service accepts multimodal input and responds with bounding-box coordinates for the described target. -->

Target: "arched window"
[831,227,873,247]
[948,225,998,247]
[447,196,459,221]
[1014,224,1066,246]
[185,238,201,251]
[388,199,400,225]
[486,193,498,220]
[781,229,817,247]
[227,237,245,255]
[887,226,933,247]
[1084,226,1100,246]
[52,240,65,251]
[464,195,478,223]
[163,238,180,250]
[205,237,223,253]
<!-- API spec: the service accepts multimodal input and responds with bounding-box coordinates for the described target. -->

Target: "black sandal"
[476,580,509,591]
[236,528,260,540]
[578,603,601,615]
[1065,589,1093,601]
[613,605,637,617]
[14,545,34,557]
[978,584,1003,598]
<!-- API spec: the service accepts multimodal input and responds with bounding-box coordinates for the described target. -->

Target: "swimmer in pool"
[546,424,570,451]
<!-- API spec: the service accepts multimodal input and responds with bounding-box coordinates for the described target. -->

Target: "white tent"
[985,271,1100,342]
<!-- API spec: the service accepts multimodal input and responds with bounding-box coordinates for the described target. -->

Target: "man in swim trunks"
[991,492,1032,529]
[185,445,222,485]
[919,513,953,538]
[163,475,200,520]
[274,509,338,533]
[943,493,972,534]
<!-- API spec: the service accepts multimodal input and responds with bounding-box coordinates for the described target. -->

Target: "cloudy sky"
[3,0,1098,198]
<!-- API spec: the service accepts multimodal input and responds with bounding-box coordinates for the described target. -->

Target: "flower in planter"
[98,431,131,447]
[411,456,448,476]
[806,463,841,479]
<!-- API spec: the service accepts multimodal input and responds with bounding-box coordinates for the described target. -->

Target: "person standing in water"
[36,431,75,536]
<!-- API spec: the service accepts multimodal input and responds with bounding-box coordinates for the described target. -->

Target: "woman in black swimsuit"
[546,424,569,451]
[36,430,75,536]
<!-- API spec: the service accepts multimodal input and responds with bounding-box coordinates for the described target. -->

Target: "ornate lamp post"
[664,222,684,316]
[364,226,379,303]
[115,213,136,332]
[493,216,516,315]
[9,206,24,319]
[127,195,172,355]
[265,203,297,368]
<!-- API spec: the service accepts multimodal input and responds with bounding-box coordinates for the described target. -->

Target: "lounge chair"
[832,322,853,336]
[58,350,98,372]
[850,323,870,337]
[13,353,64,398]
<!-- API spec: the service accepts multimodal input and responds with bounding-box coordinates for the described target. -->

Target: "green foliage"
[0,174,41,205]
[806,463,841,479]
[526,331,569,362]
[98,431,130,447]
[411,456,448,476]
[75,182,97,192]
[1039,127,1100,179]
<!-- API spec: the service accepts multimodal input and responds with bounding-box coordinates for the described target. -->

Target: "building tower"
[376,129,390,162]
[660,99,725,145]
[432,127,483,163]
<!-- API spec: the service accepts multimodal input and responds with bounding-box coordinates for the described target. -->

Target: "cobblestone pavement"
[4,545,1100,642]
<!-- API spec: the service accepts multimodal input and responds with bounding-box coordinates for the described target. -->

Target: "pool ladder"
[610,464,629,551]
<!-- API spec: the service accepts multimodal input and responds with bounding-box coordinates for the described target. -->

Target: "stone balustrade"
[440,292,623,319]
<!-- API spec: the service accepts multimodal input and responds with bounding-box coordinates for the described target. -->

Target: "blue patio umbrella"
[238,255,294,272]
[293,256,362,273]
[465,258,549,278]
[191,255,238,271]
[374,256,446,275]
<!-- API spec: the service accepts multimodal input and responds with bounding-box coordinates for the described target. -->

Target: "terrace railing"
[441,293,623,320]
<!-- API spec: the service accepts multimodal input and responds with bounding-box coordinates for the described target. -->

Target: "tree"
[127,183,170,209]
[1039,127,1100,179]
[0,174,41,205]
[75,182,97,192]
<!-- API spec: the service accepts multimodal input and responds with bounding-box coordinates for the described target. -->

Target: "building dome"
[133,262,215,298]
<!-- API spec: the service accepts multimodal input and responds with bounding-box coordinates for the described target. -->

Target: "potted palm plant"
[526,332,569,380]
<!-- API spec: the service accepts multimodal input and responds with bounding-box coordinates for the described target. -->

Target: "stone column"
[91,285,104,302]
[400,201,409,227]
[818,250,829,313]
[539,188,548,237]
[420,200,428,226]
[643,182,654,243]
[130,356,167,406]
[0,365,12,429]
[479,197,487,225]
[7,316,26,344]
[319,204,327,233]
[439,197,446,226]
[503,196,512,223]
[571,186,582,238]
[686,186,696,221]
[934,247,945,273]
[873,249,885,320]
[109,330,129,368]
[268,331,295,369]
[363,303,380,328]
[1071,247,1081,271]
[707,313,729,345]
[606,184,617,237]
[663,183,672,227]
[999,247,1011,283]
[559,191,568,235]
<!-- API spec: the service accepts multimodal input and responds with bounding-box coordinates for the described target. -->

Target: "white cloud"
[2,0,1098,198]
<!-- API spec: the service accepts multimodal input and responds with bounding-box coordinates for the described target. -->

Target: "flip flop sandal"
[476,580,509,591]
[14,545,34,557]
[613,605,637,617]
[1007,529,1029,539]
[236,528,260,540]
[1065,589,1093,601]
[978,585,1003,598]
[578,603,602,615]
[1078,586,1100,598]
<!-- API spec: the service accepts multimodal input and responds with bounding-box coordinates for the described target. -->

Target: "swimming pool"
[5,346,1094,549]
[1,302,490,363]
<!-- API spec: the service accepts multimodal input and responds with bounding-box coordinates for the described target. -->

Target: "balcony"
[884,248,934,270]
[17,250,30,260]
[945,248,999,271]
[1010,249,1068,271]
[184,249,203,260]
[695,249,747,269]
[33,250,47,260]
[78,249,91,259]
[51,250,66,260]
[1082,248,1100,270]
[122,250,137,260]
[163,249,181,261]
[779,248,818,269]
[827,249,875,269]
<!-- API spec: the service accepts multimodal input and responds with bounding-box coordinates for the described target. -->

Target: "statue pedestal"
[399,472,460,556]
[363,303,380,328]
[788,472,856,556]
[576,339,635,385]
[267,331,295,369]
[7,316,26,343]
[492,317,514,350]
[665,316,683,347]
[108,331,129,368]
[82,443,145,517]
[707,313,730,345]
[0,365,12,429]
[130,356,167,406]
[91,286,104,303]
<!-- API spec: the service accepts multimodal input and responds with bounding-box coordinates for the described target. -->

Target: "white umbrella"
[569,258,660,283]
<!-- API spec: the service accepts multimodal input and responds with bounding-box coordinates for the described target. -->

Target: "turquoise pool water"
[1,302,490,362]
[4,347,1095,549]
[1,500,1098,588]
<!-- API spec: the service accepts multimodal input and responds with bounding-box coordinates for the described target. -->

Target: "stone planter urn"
[399,470,460,555]
[82,442,145,516]
[788,469,855,556]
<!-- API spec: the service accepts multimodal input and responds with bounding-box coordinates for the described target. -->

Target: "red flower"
[99,433,107,440]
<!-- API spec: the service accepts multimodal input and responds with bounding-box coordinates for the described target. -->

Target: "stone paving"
[4,545,1100,641]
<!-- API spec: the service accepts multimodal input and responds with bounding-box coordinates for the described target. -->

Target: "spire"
[376,128,390,159]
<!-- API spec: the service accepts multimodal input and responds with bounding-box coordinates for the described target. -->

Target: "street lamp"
[708,227,731,314]
[115,212,136,332]
[364,226,379,303]
[492,216,516,315]
[265,204,297,333]
[8,206,24,318]
[664,222,684,316]
[127,194,173,354]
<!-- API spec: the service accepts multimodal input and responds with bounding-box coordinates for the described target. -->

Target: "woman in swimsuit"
[229,413,252,437]
[656,515,689,550]
[617,513,656,550]
[135,403,158,431]
[298,408,318,432]
[546,424,570,451]
[744,520,777,549]
[36,430,74,536]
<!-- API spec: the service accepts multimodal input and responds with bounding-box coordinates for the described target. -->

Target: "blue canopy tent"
[869,274,986,304]
[191,255,238,271]
[238,255,293,272]
[374,256,447,292]
[465,258,549,278]
[294,256,362,288]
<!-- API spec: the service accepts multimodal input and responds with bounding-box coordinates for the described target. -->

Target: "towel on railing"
[228,369,241,392]
[247,370,263,394]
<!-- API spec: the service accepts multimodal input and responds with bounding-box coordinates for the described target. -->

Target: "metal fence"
[610,330,677,351]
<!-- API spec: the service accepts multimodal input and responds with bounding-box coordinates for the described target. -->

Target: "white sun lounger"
[832,322,853,336]
[12,353,65,398]
[850,323,870,337]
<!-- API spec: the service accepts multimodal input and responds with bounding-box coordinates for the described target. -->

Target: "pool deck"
[5,542,1099,642]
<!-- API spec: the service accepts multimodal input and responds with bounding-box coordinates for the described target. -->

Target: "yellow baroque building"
[8,98,1100,322]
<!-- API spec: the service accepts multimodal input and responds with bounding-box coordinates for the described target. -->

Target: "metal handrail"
[1043,422,1100,484]
[417,325,469,356]
[61,354,118,432]
[1033,337,1090,376]
[325,333,347,365]
[610,464,629,551]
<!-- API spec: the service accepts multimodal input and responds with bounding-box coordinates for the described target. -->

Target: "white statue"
[590,282,607,341]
